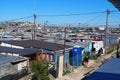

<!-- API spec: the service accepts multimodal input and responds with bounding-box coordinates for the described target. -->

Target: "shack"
[0,54,28,80]
[0,46,39,60]
[0,40,72,62]
[0,40,72,73]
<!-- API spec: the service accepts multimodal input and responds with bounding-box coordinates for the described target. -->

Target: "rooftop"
[108,0,120,11]
[86,58,120,80]
[0,54,26,65]
[0,46,39,56]
[67,42,90,48]
[2,40,72,51]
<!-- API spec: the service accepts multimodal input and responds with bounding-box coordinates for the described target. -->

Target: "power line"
[4,15,33,22]
[110,13,120,22]
[84,13,105,24]
[3,10,119,22]
[37,10,118,17]
[37,11,106,17]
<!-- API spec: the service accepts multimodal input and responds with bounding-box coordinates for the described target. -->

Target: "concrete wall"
[0,63,17,78]
[0,60,28,78]
[57,55,63,78]
[17,60,28,71]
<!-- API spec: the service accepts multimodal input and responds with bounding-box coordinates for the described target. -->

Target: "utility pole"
[105,9,110,53]
[64,27,66,51]
[46,20,48,26]
[78,23,80,27]
[63,27,66,72]
[44,20,48,30]
[33,13,36,40]
[106,9,110,36]
[33,0,36,40]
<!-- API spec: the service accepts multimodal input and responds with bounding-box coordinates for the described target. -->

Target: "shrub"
[30,59,49,80]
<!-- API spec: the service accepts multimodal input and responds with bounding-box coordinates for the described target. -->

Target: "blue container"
[72,47,82,66]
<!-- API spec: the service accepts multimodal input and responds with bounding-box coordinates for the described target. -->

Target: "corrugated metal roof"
[108,0,120,11]
[0,54,26,65]
[2,40,72,51]
[86,58,120,80]
[68,42,90,48]
[75,42,90,48]
[0,46,39,56]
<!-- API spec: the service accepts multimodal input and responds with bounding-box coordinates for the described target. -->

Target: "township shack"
[0,46,39,60]
[0,54,28,80]
[84,58,120,80]
[0,40,72,78]
[0,40,72,66]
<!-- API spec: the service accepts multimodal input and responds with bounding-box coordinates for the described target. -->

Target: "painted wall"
[64,50,70,66]
[83,43,92,56]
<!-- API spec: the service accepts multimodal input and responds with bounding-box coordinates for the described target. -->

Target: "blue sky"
[0,0,120,26]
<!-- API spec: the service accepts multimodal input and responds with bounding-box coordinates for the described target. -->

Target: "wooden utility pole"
[43,20,48,31]
[33,13,36,40]
[106,10,110,35]
[63,27,66,71]
[105,9,110,53]
[64,27,66,54]
[32,0,37,40]
[78,23,80,27]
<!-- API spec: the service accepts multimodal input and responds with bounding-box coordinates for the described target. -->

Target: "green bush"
[30,59,49,80]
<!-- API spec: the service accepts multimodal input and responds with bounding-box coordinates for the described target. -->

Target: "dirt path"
[56,51,116,80]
